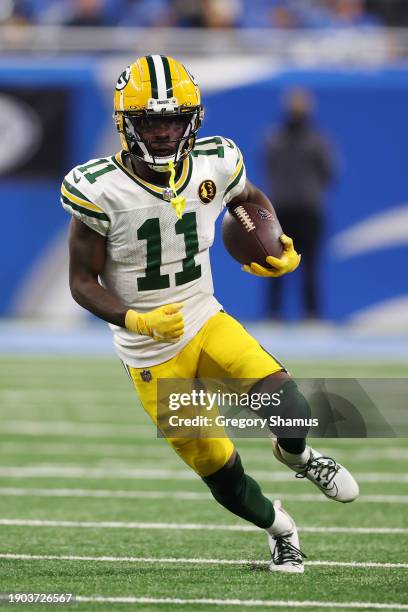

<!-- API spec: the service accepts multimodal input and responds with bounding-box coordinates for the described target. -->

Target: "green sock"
[202,453,274,529]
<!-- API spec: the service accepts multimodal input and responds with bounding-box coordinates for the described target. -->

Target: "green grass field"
[0,356,407,611]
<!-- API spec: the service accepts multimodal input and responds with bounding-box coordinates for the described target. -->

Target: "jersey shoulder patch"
[61,157,116,236]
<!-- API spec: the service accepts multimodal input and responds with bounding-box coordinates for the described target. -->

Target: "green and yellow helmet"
[113,55,204,168]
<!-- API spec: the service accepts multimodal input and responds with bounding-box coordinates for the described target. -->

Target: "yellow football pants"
[127,311,284,477]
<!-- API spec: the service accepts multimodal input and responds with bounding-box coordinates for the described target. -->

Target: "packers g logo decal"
[116,66,131,91]
[199,180,216,204]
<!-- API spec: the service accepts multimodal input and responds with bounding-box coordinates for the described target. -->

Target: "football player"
[62,55,358,573]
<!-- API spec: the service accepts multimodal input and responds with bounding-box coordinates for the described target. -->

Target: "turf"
[0,357,407,611]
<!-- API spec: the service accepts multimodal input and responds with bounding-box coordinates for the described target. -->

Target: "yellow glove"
[125,303,184,343]
[242,234,301,278]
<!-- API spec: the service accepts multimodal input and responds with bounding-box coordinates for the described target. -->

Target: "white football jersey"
[61,136,246,367]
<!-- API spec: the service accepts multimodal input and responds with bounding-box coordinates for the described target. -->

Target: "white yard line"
[1,442,408,462]
[0,443,149,457]
[0,487,207,500]
[0,553,407,570]
[0,518,406,535]
[74,596,408,609]
[0,390,132,399]
[0,422,153,438]
[1,420,407,456]
[0,465,407,483]
[0,392,133,406]
[0,487,407,504]
[238,448,408,462]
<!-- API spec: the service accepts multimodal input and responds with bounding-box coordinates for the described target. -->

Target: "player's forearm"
[248,186,277,212]
[229,180,277,215]
[70,279,184,342]
[70,278,127,327]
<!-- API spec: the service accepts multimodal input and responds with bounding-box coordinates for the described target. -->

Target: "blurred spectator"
[270,4,299,28]
[174,0,241,28]
[237,0,381,29]
[1,0,395,28]
[0,0,19,23]
[172,0,203,27]
[0,0,31,25]
[238,0,300,28]
[110,0,175,27]
[5,0,89,25]
[10,0,174,28]
[292,0,334,28]
[265,89,335,321]
[328,0,381,27]
[366,0,408,27]
[65,0,106,27]
[200,0,242,28]
[295,0,382,28]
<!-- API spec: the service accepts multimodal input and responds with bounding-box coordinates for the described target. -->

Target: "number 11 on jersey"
[137,212,201,291]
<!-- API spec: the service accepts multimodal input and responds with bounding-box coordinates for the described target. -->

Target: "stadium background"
[1,1,408,610]
[2,58,408,323]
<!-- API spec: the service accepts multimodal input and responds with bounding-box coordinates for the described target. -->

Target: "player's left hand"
[242,234,301,278]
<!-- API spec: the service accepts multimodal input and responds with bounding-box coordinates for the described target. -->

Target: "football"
[221,202,283,267]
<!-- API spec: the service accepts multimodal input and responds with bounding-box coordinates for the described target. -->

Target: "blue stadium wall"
[2,59,407,322]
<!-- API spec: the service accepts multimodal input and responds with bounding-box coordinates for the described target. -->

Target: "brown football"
[221,202,283,267]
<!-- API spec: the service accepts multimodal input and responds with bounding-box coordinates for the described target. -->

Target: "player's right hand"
[125,303,184,343]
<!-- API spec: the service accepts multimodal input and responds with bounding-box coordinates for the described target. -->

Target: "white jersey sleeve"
[219,137,246,205]
[61,161,111,236]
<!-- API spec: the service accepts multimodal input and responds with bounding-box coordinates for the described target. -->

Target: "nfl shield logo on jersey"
[162,187,175,202]
[140,369,152,382]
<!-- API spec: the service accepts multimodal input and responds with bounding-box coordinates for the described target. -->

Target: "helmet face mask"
[113,56,204,170]
[122,108,203,168]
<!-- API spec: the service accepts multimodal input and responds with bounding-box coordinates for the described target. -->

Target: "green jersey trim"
[111,152,193,200]
[62,178,92,203]
[61,196,109,221]
[224,163,245,198]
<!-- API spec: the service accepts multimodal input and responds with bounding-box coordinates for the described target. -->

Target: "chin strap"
[167,160,186,219]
